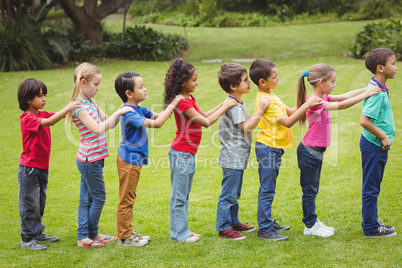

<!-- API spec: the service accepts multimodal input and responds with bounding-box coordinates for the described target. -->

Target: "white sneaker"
[304,222,334,237]
[117,233,148,247]
[132,231,151,241]
[317,219,335,232]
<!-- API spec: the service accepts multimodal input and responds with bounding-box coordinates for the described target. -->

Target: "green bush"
[0,22,52,71]
[98,26,188,61]
[349,19,402,59]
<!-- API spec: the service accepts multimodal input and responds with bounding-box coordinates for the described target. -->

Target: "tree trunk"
[60,0,126,46]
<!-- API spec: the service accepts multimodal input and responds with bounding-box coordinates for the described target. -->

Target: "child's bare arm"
[239,97,270,133]
[183,98,237,127]
[277,96,321,128]
[141,95,183,128]
[360,115,391,150]
[40,100,81,127]
[324,86,380,111]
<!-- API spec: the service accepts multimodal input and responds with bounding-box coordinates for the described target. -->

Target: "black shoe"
[258,230,288,241]
[273,219,291,231]
[365,226,397,238]
[35,233,60,243]
[379,221,395,231]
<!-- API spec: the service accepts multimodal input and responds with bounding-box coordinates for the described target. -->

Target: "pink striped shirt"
[72,98,109,163]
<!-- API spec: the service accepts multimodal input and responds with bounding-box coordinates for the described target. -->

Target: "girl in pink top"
[296,63,380,238]
[163,58,237,243]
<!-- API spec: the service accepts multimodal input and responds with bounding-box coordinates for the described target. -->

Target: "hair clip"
[180,58,183,62]
[302,70,309,77]
[77,74,82,79]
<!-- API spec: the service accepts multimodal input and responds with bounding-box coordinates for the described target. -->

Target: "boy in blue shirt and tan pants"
[360,48,397,238]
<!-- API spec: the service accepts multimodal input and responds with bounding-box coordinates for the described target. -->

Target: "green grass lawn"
[1,16,401,267]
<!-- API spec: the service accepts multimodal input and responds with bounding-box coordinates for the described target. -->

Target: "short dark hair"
[115,72,141,103]
[365,48,396,74]
[249,59,277,86]
[218,63,247,93]
[17,78,47,111]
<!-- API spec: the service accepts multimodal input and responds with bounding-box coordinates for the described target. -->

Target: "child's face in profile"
[83,73,102,99]
[263,67,279,89]
[382,54,397,80]
[235,72,251,94]
[28,88,46,112]
[182,70,198,94]
[131,76,147,102]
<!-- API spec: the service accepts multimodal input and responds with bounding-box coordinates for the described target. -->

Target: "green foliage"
[350,19,402,59]
[198,0,217,23]
[358,0,399,19]
[0,22,52,71]
[97,26,188,61]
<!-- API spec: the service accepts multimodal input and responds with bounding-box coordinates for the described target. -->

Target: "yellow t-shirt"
[255,91,294,148]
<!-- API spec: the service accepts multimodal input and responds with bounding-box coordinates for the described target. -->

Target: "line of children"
[17,50,397,249]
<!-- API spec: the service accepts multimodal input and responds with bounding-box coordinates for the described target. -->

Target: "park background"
[1,0,402,267]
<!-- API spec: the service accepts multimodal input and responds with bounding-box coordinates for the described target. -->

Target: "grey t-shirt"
[218,102,252,170]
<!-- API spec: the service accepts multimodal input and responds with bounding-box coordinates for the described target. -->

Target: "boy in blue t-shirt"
[114,72,182,246]
[360,48,397,238]
[215,63,270,240]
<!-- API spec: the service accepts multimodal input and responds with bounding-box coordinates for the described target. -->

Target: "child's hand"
[258,97,271,112]
[117,106,135,115]
[68,100,83,110]
[171,95,185,106]
[223,98,238,108]
[366,86,381,97]
[306,96,322,108]
[381,136,392,150]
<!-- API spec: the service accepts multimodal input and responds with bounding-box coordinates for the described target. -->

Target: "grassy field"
[1,16,401,267]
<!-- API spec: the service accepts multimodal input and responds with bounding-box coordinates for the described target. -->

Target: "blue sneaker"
[21,240,47,250]
[258,230,288,241]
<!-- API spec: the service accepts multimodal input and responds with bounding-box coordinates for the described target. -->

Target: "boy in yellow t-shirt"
[249,59,320,241]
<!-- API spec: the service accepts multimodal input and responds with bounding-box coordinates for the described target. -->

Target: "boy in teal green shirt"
[359,48,397,238]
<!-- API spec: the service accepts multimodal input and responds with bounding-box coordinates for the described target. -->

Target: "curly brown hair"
[163,58,196,108]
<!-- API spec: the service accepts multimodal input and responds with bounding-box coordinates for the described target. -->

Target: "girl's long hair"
[296,63,335,126]
[163,58,195,108]
[66,62,101,125]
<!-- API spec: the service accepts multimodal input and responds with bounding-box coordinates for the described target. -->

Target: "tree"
[59,0,126,45]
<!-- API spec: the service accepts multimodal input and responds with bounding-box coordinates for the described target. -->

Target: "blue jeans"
[360,135,388,235]
[18,165,48,242]
[169,148,195,242]
[255,142,284,232]
[216,168,244,232]
[76,159,106,241]
[297,143,326,227]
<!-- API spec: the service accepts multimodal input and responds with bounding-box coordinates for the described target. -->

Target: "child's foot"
[77,238,104,248]
[258,230,288,241]
[304,221,334,237]
[232,222,256,232]
[21,240,47,250]
[379,220,395,231]
[90,234,117,244]
[132,231,151,241]
[365,226,397,238]
[273,219,291,231]
[117,233,148,247]
[35,233,60,243]
[317,219,335,232]
[219,228,246,240]
[185,234,200,243]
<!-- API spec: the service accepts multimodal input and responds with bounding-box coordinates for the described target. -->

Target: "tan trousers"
[116,155,142,240]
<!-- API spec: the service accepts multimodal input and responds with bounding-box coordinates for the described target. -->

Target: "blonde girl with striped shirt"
[66,62,134,248]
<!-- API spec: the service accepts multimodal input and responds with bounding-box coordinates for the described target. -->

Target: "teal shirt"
[361,79,395,147]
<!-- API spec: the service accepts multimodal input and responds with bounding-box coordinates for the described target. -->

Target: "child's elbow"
[360,117,368,128]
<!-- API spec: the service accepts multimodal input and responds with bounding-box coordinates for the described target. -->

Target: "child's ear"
[258,78,265,86]
[125,89,133,98]
[229,84,237,92]
[80,79,86,88]
[377,64,384,73]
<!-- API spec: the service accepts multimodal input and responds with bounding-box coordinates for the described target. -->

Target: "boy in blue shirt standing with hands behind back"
[360,48,398,238]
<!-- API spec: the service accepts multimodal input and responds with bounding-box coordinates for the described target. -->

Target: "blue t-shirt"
[118,104,153,165]
[361,78,395,148]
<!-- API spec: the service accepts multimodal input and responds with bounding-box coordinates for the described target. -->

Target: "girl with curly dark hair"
[164,58,237,243]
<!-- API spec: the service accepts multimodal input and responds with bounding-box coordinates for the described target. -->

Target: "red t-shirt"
[171,94,202,154]
[19,111,55,169]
